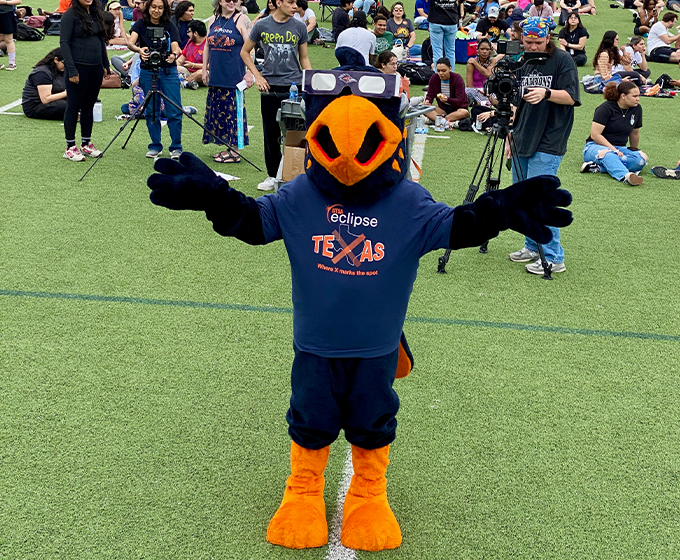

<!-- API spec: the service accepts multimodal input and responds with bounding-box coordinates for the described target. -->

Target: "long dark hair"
[566,10,583,30]
[34,47,64,75]
[593,30,620,68]
[143,0,171,26]
[102,11,116,41]
[70,0,106,37]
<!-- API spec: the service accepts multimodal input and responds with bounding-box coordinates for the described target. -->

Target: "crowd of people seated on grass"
[7,0,680,189]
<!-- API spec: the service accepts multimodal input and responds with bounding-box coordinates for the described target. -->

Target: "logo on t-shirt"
[520,69,553,97]
[311,205,384,274]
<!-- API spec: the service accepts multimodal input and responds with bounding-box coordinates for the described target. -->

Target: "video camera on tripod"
[484,41,548,116]
[144,26,170,69]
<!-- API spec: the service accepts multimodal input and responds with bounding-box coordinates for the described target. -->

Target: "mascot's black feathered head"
[302,47,409,206]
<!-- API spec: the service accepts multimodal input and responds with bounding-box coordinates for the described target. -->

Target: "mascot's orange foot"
[266,442,330,549]
[340,445,402,551]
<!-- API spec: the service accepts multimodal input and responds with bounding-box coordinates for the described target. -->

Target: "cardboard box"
[281,131,308,183]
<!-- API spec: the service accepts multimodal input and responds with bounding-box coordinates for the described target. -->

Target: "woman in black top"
[22,47,68,120]
[128,0,183,158]
[581,81,647,186]
[557,11,588,66]
[60,0,111,161]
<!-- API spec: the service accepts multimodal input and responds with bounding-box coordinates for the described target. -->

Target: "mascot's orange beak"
[306,95,403,186]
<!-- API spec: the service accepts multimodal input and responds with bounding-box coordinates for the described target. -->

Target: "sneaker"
[6,63,17,71]
[146,149,162,158]
[257,176,277,191]
[63,145,85,162]
[80,142,102,158]
[580,161,599,173]
[183,105,197,114]
[651,166,680,179]
[0,64,4,70]
[185,80,199,90]
[409,96,424,107]
[450,120,460,129]
[525,259,566,275]
[623,172,643,186]
[169,149,182,160]
[509,247,539,262]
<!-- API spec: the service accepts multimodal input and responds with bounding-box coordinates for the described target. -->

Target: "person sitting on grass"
[22,47,67,120]
[294,0,318,43]
[581,81,647,186]
[423,56,469,128]
[106,1,131,45]
[466,37,495,103]
[557,11,588,67]
[612,36,650,84]
[646,12,680,64]
[176,19,206,88]
[652,159,680,179]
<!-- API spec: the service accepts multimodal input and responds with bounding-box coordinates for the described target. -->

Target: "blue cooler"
[455,39,478,64]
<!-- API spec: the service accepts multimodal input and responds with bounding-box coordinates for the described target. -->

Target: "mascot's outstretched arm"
[448,175,573,250]
[147,153,266,245]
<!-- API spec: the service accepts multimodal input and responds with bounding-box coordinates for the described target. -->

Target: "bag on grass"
[397,62,434,85]
[102,72,122,88]
[15,22,45,40]
[44,14,62,36]
[25,15,46,28]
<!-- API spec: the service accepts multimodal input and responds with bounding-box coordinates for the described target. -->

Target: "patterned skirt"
[202,86,249,147]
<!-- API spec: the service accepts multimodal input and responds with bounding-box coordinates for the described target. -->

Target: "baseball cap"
[108,1,122,8]
[487,6,500,17]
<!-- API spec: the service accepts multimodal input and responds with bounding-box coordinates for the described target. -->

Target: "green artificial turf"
[1,2,680,559]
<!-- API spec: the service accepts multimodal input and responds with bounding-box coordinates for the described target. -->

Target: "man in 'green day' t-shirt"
[241,0,311,191]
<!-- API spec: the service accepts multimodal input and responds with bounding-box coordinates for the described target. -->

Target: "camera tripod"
[80,66,262,181]
[436,104,555,280]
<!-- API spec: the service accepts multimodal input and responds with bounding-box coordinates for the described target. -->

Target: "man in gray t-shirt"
[242,0,311,190]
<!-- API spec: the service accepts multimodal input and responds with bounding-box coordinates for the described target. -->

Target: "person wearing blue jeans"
[427,0,461,68]
[353,0,375,13]
[138,66,184,156]
[508,17,580,275]
[581,81,646,186]
[511,152,565,266]
[128,0,184,158]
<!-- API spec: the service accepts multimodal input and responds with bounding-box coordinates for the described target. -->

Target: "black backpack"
[15,22,45,41]
[244,0,260,13]
[44,14,62,36]
[397,62,434,86]
[655,73,673,89]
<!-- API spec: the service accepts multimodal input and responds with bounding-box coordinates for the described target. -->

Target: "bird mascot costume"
[147,49,573,552]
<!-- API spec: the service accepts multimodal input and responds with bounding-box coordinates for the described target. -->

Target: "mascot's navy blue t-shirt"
[257,176,454,358]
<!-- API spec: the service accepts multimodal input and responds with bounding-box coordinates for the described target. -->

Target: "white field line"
[0,99,22,113]
[326,133,428,560]
[325,446,356,560]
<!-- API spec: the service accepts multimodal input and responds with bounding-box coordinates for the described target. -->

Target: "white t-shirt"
[647,21,669,52]
[335,27,377,66]
[294,8,316,25]
[612,46,643,72]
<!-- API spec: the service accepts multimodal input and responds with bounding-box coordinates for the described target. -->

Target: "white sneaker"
[146,149,162,158]
[63,145,85,162]
[257,176,277,191]
[525,259,566,275]
[409,96,424,107]
[80,142,102,158]
[509,247,539,262]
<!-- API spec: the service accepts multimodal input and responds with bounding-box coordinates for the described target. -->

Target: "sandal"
[213,150,241,164]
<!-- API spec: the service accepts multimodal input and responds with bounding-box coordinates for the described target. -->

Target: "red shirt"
[182,38,205,72]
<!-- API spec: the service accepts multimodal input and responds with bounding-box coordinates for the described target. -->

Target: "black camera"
[484,41,522,107]
[146,26,168,68]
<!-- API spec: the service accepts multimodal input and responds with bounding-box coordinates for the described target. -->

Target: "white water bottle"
[93,99,103,122]
[289,82,298,100]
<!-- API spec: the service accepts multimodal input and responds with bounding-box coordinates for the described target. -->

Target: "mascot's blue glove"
[147,152,265,245]
[449,175,572,250]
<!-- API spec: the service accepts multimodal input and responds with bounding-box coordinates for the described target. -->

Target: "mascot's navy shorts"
[287,345,400,450]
